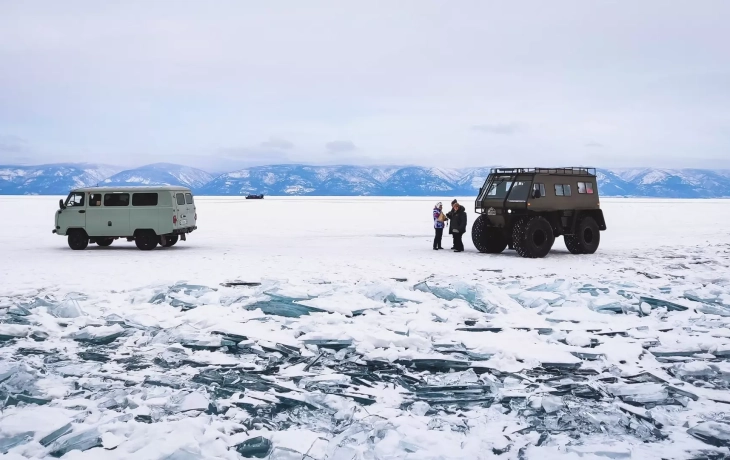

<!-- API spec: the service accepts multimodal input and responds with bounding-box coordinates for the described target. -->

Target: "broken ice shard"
[302,339,353,350]
[50,429,103,457]
[0,324,30,341]
[233,436,272,458]
[8,305,31,316]
[414,281,459,301]
[51,299,85,318]
[687,422,730,448]
[70,324,125,345]
[0,432,33,454]
[396,358,471,372]
[222,281,262,287]
[246,294,324,318]
[40,423,74,447]
[639,296,688,312]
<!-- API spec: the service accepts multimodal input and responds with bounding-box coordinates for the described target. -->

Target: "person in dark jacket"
[446,199,467,252]
[432,202,445,250]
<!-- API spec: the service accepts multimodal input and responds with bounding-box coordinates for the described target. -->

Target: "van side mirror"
[59,199,66,210]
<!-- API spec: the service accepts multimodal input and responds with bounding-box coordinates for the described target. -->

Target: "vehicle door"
[84,193,105,236]
[95,192,131,236]
[174,192,195,228]
[58,192,87,234]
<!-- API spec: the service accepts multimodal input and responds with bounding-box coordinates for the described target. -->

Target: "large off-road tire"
[512,216,555,258]
[96,238,114,247]
[565,216,600,254]
[135,231,158,251]
[67,230,89,250]
[162,235,179,247]
[472,215,508,254]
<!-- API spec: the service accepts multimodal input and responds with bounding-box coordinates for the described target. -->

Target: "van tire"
[68,230,89,250]
[135,232,158,251]
[513,216,554,258]
[96,238,114,247]
[163,235,179,247]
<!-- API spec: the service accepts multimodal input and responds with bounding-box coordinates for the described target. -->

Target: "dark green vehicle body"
[472,167,607,258]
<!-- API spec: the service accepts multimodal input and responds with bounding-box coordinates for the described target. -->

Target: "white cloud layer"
[1,1,729,169]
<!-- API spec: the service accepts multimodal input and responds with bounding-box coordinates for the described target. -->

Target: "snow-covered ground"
[1,196,730,459]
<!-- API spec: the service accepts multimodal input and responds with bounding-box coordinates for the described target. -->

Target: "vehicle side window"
[89,193,102,206]
[532,183,546,198]
[65,192,85,207]
[132,193,159,206]
[176,193,186,205]
[554,184,572,196]
[185,193,193,204]
[577,182,587,194]
[586,182,594,194]
[104,193,130,207]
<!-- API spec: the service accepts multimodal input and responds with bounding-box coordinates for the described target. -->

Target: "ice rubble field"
[1,196,730,460]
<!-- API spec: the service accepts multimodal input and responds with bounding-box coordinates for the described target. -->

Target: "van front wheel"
[135,232,158,251]
[68,230,89,250]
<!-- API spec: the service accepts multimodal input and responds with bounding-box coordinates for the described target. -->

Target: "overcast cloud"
[0,1,728,170]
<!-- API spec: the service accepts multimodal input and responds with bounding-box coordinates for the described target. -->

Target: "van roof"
[72,185,193,193]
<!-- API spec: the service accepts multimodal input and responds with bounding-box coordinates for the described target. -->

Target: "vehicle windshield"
[478,175,534,202]
[506,178,533,202]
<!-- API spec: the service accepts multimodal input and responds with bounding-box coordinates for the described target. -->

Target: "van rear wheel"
[67,230,89,250]
[135,232,158,251]
[162,235,179,247]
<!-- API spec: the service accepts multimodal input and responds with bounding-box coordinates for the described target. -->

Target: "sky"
[1,1,729,172]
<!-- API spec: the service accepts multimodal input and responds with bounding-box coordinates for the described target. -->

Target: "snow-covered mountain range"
[1,163,729,197]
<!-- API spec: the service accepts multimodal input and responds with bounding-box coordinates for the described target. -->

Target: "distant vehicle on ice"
[472,167,607,258]
[245,194,264,199]
[53,186,197,251]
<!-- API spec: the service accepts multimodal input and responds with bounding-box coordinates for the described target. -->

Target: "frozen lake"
[1,196,730,459]
[2,196,729,290]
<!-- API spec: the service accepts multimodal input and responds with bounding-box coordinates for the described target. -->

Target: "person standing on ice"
[432,202,446,250]
[446,199,467,252]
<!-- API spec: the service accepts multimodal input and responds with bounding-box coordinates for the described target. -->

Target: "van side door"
[90,193,131,236]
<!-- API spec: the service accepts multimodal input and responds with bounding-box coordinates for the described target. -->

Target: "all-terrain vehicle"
[472,167,606,258]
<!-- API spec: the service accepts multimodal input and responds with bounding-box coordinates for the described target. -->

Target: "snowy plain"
[1,196,730,459]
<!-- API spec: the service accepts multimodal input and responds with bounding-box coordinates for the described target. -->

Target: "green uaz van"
[53,186,198,250]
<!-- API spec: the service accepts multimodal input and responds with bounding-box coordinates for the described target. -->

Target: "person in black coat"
[446,199,467,252]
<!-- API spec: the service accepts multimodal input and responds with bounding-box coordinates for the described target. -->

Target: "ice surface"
[2,197,730,459]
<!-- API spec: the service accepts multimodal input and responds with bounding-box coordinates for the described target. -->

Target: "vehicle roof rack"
[490,167,597,176]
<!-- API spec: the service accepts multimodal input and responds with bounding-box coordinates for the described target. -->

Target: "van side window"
[104,193,130,207]
[132,193,159,206]
[185,193,194,204]
[65,192,85,207]
[176,193,186,205]
[586,182,594,194]
[554,184,572,196]
[577,182,587,194]
[89,193,102,206]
